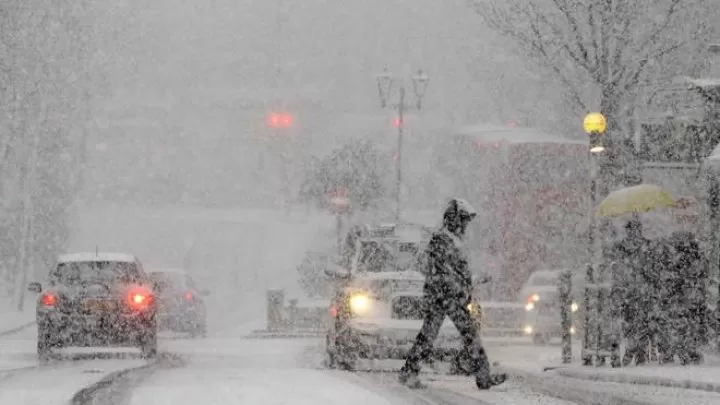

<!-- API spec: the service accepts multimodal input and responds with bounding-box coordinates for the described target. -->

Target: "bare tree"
[470,0,713,139]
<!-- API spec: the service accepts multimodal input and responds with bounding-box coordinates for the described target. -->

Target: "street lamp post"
[376,67,429,221]
[581,112,607,366]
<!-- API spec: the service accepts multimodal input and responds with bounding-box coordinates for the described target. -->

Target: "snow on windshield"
[357,240,422,272]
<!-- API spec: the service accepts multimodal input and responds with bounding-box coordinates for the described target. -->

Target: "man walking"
[399,198,506,389]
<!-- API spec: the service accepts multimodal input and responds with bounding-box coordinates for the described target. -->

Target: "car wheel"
[532,333,548,346]
[37,327,54,364]
[139,323,158,359]
[190,321,207,338]
[335,340,358,371]
[324,336,337,369]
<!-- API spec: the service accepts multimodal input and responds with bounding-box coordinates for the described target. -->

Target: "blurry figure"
[399,198,506,389]
[612,219,652,366]
[669,231,707,364]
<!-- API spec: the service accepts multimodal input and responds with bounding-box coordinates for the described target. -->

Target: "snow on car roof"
[147,268,187,274]
[57,252,136,263]
[354,271,425,281]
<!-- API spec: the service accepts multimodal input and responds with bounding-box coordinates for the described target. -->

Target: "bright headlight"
[525,302,535,311]
[523,325,533,335]
[570,326,576,335]
[349,294,371,315]
[570,302,579,313]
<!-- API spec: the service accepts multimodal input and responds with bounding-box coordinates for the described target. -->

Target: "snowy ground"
[4,206,720,404]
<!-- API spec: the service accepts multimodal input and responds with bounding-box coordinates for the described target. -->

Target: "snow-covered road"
[0,326,148,405]
[6,322,716,405]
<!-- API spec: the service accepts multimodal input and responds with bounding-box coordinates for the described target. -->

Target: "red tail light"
[127,288,152,309]
[330,306,338,317]
[184,291,193,301]
[41,293,57,307]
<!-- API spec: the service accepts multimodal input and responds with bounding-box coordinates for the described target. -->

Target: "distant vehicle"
[519,269,584,345]
[147,269,209,337]
[28,252,158,362]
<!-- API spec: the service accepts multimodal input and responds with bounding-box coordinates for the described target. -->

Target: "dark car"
[27,252,158,363]
[147,269,208,337]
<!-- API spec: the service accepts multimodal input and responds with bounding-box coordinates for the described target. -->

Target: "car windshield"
[149,272,185,293]
[51,261,140,286]
[356,240,422,272]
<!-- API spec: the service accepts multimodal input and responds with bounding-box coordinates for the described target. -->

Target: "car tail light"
[127,288,153,309]
[330,306,338,317]
[184,291,193,301]
[41,293,57,307]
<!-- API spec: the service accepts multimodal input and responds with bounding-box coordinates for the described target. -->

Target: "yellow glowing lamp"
[349,293,371,315]
[570,302,579,312]
[583,112,607,134]
[531,294,540,302]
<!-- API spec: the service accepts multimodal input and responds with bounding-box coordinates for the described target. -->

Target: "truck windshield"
[357,240,422,272]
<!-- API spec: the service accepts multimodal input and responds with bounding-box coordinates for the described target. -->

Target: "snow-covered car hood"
[349,317,460,340]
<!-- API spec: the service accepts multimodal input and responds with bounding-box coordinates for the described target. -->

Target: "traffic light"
[267,112,293,128]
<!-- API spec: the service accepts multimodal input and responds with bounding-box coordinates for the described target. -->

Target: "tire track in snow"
[70,352,186,405]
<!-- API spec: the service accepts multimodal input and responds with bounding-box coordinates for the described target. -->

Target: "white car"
[324,270,470,371]
[519,269,584,344]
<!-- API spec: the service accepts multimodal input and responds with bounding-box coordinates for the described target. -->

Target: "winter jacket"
[425,228,472,296]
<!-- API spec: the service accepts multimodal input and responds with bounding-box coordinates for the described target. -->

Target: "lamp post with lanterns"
[376,67,429,221]
[579,112,612,366]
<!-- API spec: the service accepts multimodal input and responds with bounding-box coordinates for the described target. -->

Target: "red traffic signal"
[329,188,350,214]
[267,112,293,128]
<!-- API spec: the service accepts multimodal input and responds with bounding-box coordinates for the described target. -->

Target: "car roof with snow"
[353,271,425,282]
[147,268,187,274]
[57,252,137,263]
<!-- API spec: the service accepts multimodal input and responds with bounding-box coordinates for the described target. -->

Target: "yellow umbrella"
[597,184,677,218]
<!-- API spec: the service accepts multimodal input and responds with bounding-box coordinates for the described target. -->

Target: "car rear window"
[149,272,185,292]
[51,261,140,286]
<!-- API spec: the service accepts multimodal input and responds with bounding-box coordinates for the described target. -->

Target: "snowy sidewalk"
[490,343,720,404]
[550,356,720,393]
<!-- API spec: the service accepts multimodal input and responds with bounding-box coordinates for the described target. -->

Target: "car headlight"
[570,302,578,313]
[570,326,576,335]
[349,294,371,315]
[525,302,535,311]
[523,325,533,335]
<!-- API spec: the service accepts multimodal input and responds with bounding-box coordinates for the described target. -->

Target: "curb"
[244,329,324,339]
[497,365,659,405]
[0,321,35,337]
[554,367,720,394]
[69,353,183,405]
[70,363,157,405]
